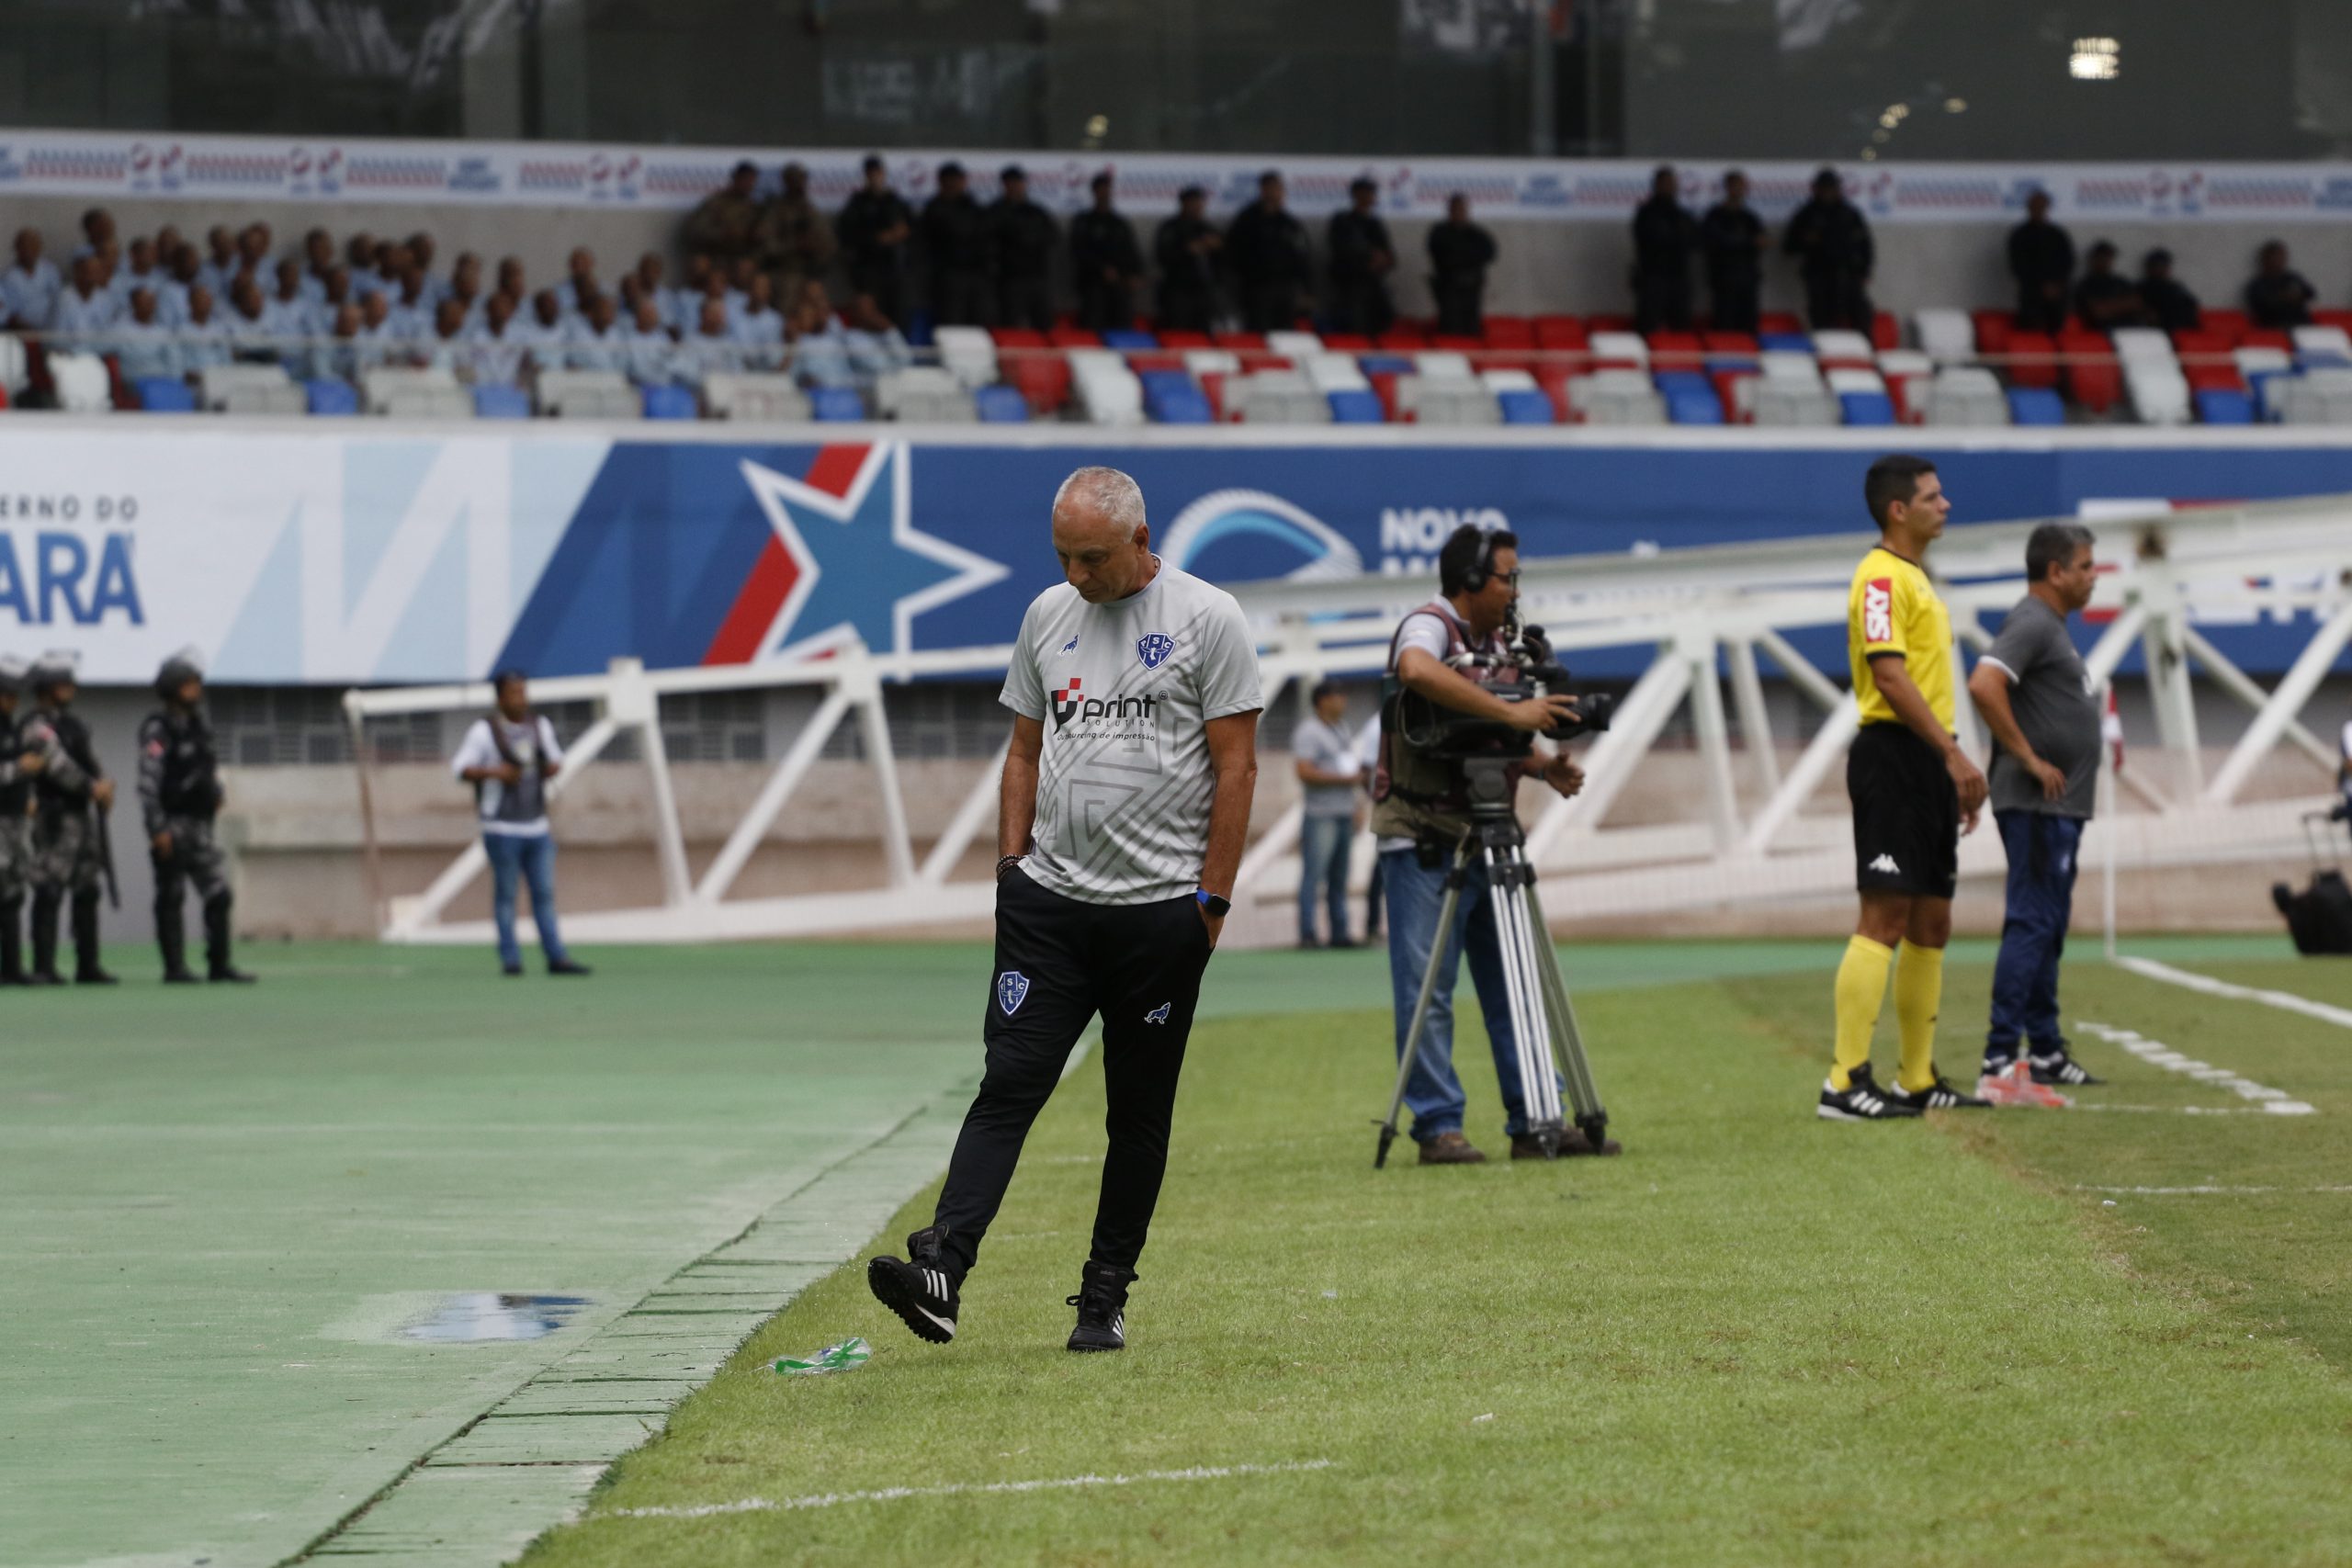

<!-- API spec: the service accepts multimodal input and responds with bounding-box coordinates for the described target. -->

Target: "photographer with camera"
[1372,525,1621,1164]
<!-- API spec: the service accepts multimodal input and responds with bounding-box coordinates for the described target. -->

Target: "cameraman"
[1372,525,1618,1164]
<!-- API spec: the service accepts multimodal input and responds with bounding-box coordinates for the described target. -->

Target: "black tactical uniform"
[1700,199,1766,336]
[990,171,1060,333]
[1783,181,1875,333]
[21,655,114,986]
[1225,190,1314,333]
[1326,202,1396,338]
[1427,216,1497,338]
[922,173,992,328]
[837,181,915,329]
[1153,205,1223,333]
[0,656,30,985]
[1631,192,1699,333]
[142,653,252,984]
[1070,201,1142,332]
[2007,217,2076,334]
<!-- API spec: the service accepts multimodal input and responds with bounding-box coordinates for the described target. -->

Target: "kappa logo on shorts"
[1136,633,1175,670]
[1145,1001,1171,1024]
[1868,853,1901,874]
[1864,578,1894,644]
[996,971,1031,1016]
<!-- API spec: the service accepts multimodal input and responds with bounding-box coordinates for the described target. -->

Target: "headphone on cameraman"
[1440,524,1501,596]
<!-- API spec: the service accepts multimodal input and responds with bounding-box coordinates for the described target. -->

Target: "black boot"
[1065,1260,1136,1353]
[0,897,28,986]
[28,889,65,985]
[204,896,254,984]
[157,899,198,983]
[73,891,117,985]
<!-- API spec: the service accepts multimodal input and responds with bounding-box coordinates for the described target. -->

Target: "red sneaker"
[1976,1060,2071,1109]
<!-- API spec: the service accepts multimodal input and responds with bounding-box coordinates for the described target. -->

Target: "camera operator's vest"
[1370,601,1510,847]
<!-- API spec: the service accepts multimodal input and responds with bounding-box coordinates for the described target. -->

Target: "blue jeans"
[1382,845,1562,1143]
[1298,815,1353,943]
[483,831,570,970]
[1987,810,2084,1057]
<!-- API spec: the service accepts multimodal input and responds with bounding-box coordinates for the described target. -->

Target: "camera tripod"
[1374,757,1612,1167]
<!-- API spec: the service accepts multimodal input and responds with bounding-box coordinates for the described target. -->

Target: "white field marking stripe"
[2080,1183,2352,1195]
[2115,955,2352,1032]
[607,1460,1338,1520]
[2074,1104,2300,1115]
[2074,1019,2317,1115]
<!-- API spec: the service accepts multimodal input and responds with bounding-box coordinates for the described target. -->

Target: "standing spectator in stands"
[179,285,230,374]
[2007,190,2075,334]
[554,249,594,316]
[922,162,992,327]
[723,257,761,325]
[89,239,123,309]
[1154,186,1222,333]
[52,255,119,353]
[757,162,836,313]
[1631,165,1698,333]
[2245,240,2317,330]
[1227,171,1313,333]
[1783,167,1874,332]
[3,229,61,331]
[2074,242,2148,331]
[567,294,628,374]
[786,280,856,389]
[1427,193,1497,339]
[153,224,184,273]
[1070,172,1142,333]
[622,295,677,387]
[991,165,1060,333]
[74,208,117,260]
[839,155,915,329]
[2140,249,2201,333]
[627,254,668,329]
[113,289,179,383]
[732,274,787,369]
[224,275,275,361]
[300,229,335,304]
[1700,170,1767,336]
[686,160,766,269]
[266,258,311,353]
[1327,176,1396,338]
[844,292,914,378]
[197,226,240,299]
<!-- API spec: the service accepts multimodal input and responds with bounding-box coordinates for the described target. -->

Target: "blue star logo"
[739,444,1007,661]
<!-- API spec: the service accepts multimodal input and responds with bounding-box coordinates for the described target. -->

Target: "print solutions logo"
[1051,677,1159,731]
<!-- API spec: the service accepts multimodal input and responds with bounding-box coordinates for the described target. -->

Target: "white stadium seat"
[1069,350,1144,426]
[1265,330,1324,360]
[1920,367,2010,426]
[1478,367,1539,394]
[703,372,811,422]
[1809,329,1874,366]
[2277,367,2352,423]
[1182,348,1240,379]
[1752,379,1838,426]
[0,334,28,396]
[1396,374,1499,426]
[1913,308,1975,361]
[50,352,114,413]
[198,363,305,415]
[536,369,638,420]
[932,327,999,389]
[2293,325,2352,366]
[1758,350,1824,385]
[2109,327,2177,367]
[1587,331,1648,368]
[1412,350,1476,382]
[875,366,976,423]
[1227,369,1330,424]
[1566,368,1666,425]
[362,367,472,420]
[2124,361,2192,426]
[1303,353,1370,394]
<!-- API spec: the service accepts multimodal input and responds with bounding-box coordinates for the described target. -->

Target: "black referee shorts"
[932,866,1214,1279]
[1848,722,1960,900]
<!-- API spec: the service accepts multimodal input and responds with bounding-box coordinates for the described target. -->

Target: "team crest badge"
[1145,1001,1171,1024]
[1137,633,1175,670]
[996,971,1031,1016]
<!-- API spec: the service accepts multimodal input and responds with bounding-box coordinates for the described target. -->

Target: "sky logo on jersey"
[1136,633,1174,670]
[1051,676,1159,730]
[1864,578,1894,643]
[1145,1001,1171,1024]
[997,971,1030,1016]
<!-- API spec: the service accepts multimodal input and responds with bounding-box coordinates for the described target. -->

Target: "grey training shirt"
[1982,593,2099,818]
[1001,559,1264,905]
[1291,712,1361,819]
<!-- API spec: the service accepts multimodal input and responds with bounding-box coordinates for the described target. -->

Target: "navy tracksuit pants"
[1987,809,2086,1059]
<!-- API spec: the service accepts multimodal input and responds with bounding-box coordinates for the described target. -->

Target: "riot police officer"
[142,649,253,985]
[0,654,37,987]
[20,651,116,986]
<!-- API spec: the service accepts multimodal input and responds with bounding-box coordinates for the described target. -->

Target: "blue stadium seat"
[1758,332,1814,353]
[2195,388,2255,424]
[2248,371,2291,421]
[1148,385,1215,424]
[305,378,358,416]
[1497,389,1555,424]
[134,377,196,412]
[1101,328,1159,350]
[473,385,533,420]
[1137,368,1195,405]
[974,385,1030,423]
[904,311,935,349]
[1328,389,1384,423]
[1666,389,1723,424]
[1653,369,1713,399]
[640,383,698,421]
[1838,390,1896,426]
[1357,354,1416,378]
[2006,387,2066,426]
[810,386,866,422]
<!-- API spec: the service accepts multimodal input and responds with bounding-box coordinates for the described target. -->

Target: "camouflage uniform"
[22,696,110,983]
[141,705,237,980]
[0,699,30,983]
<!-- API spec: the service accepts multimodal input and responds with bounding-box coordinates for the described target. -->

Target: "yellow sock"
[1830,936,1894,1090]
[1894,941,1946,1092]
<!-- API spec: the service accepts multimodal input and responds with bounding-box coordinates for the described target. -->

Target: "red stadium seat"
[1198,370,1227,420]
[992,327,1047,348]
[1758,311,1804,336]
[1374,324,1427,350]
[1048,326,1100,348]
[1586,313,1633,334]
[1007,353,1071,412]
[1647,331,1702,371]
[2007,331,2059,389]
[1126,352,1187,374]
[1235,350,1292,373]
[1368,369,1405,421]
[1157,329,1212,349]
[2059,329,2120,413]
[1702,331,1758,356]
[1483,316,1534,348]
[2199,309,2250,345]
[1321,333,1372,351]
[1212,330,1265,350]
[1430,333,1484,353]
[2241,328,2293,352]
[1532,315,1587,351]
[1883,372,1925,424]
[2314,309,2352,338]
[1871,311,1900,351]
[2173,329,2242,391]
[1475,351,1540,377]
[1972,310,2013,357]
[1710,366,1758,423]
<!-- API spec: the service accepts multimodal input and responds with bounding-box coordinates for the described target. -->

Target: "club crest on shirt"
[1060,635,1080,654]
[996,970,1030,1016]
[1136,633,1175,670]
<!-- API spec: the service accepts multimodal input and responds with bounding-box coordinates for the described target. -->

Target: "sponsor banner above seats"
[4,129,2352,224]
[3,426,2351,685]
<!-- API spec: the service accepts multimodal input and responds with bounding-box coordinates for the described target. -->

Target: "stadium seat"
[1395,374,1498,426]
[1212,331,1266,350]
[0,335,28,398]
[933,326,999,389]
[49,353,112,413]
[1758,349,1824,389]
[536,369,638,420]
[2007,387,2067,425]
[2060,329,2121,414]
[2201,309,2250,344]
[1227,369,1329,424]
[644,383,702,420]
[1839,391,1896,425]
[2275,367,2352,424]
[1810,329,1873,368]
[2195,389,2255,424]
[1479,367,1539,395]
[1069,350,1146,425]
[1646,331,1703,372]
[1234,348,1294,374]
[1920,367,2010,426]
[1099,328,1158,351]
[1005,352,1072,413]
[362,367,468,419]
[198,363,306,415]
[1374,325,1427,351]
[973,384,1030,423]
[876,367,975,423]
[1753,380,1838,426]
[2234,346,2295,418]
[1913,308,1976,362]
[809,386,866,421]
[1701,330,1758,359]
[1757,311,1804,336]
[1327,389,1385,423]
[1711,366,1759,422]
[1150,384,1215,423]
[1566,369,1666,425]
[301,378,358,416]
[2292,325,2352,368]
[1319,333,1372,351]
[1483,316,1534,349]
[1971,310,2014,357]
[1758,331,1814,354]
[1266,330,1323,359]
[1155,329,1212,349]
[2312,308,2352,337]
[1413,350,1476,382]
[1430,333,1485,354]
[1304,353,1370,395]
[1665,385,1724,424]
[2174,331,2244,392]
[1047,326,1100,349]
[1871,310,1901,351]
[473,384,534,419]
[2006,331,2059,389]
[1588,331,1648,369]
[991,327,1048,350]
[704,373,810,422]
[1497,388,1554,424]
[134,376,197,412]
[1356,353,1414,379]
[2123,361,2192,426]
[1532,315,1588,352]
[1876,349,1932,422]
[1182,348,1241,380]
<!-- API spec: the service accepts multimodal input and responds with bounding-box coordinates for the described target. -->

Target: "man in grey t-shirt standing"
[1966,522,2103,1093]
[868,466,1262,1355]
[1292,679,1361,948]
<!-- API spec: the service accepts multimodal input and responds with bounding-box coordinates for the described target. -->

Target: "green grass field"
[7,936,2352,1566]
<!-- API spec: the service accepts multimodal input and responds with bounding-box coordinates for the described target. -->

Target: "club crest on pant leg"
[1136,633,1174,670]
[1145,1001,1171,1024]
[997,970,1031,1015]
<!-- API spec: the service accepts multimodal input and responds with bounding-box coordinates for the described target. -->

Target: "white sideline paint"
[2115,955,2352,1032]
[2075,1104,2301,1116]
[608,1460,1338,1520]
[2079,1184,2352,1195]
[2074,1019,2317,1115]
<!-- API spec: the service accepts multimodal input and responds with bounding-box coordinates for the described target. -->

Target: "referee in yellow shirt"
[1820,456,1994,1120]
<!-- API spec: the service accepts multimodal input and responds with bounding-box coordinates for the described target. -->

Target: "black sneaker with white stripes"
[1883,1067,1993,1111]
[866,1224,961,1344]
[1065,1260,1135,1353]
[1817,1062,1922,1122]
[2030,1045,2103,1086]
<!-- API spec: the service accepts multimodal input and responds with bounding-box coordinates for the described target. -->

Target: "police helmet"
[0,654,26,691]
[156,646,206,700]
[28,649,78,695]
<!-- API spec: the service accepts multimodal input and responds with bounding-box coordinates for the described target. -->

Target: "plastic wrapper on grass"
[775,1337,871,1376]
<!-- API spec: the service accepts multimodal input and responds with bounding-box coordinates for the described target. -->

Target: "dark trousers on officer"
[933,869,1213,1280]
[153,815,233,976]
[1987,810,2086,1058]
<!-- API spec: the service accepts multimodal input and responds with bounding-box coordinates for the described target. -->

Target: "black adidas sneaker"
[1884,1067,1993,1111]
[1817,1062,1922,1122]
[1065,1260,1135,1353]
[2030,1044,2103,1086]
[867,1224,961,1344]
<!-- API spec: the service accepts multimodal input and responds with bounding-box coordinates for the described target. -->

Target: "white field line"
[2115,955,2352,1032]
[2079,1184,2352,1195]
[2074,1104,2300,1115]
[2073,1019,2317,1116]
[607,1460,1338,1520]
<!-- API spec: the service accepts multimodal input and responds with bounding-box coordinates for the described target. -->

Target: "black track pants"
[933,868,1213,1279]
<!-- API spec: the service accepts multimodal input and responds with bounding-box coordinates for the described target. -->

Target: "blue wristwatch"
[1195,889,1232,918]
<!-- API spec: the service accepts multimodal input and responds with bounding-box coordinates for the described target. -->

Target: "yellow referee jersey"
[1847,544,1954,731]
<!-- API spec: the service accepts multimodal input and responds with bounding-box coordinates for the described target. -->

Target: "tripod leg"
[1375,849,1470,1168]
[1488,847,1565,1142]
[1522,879,1611,1145]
